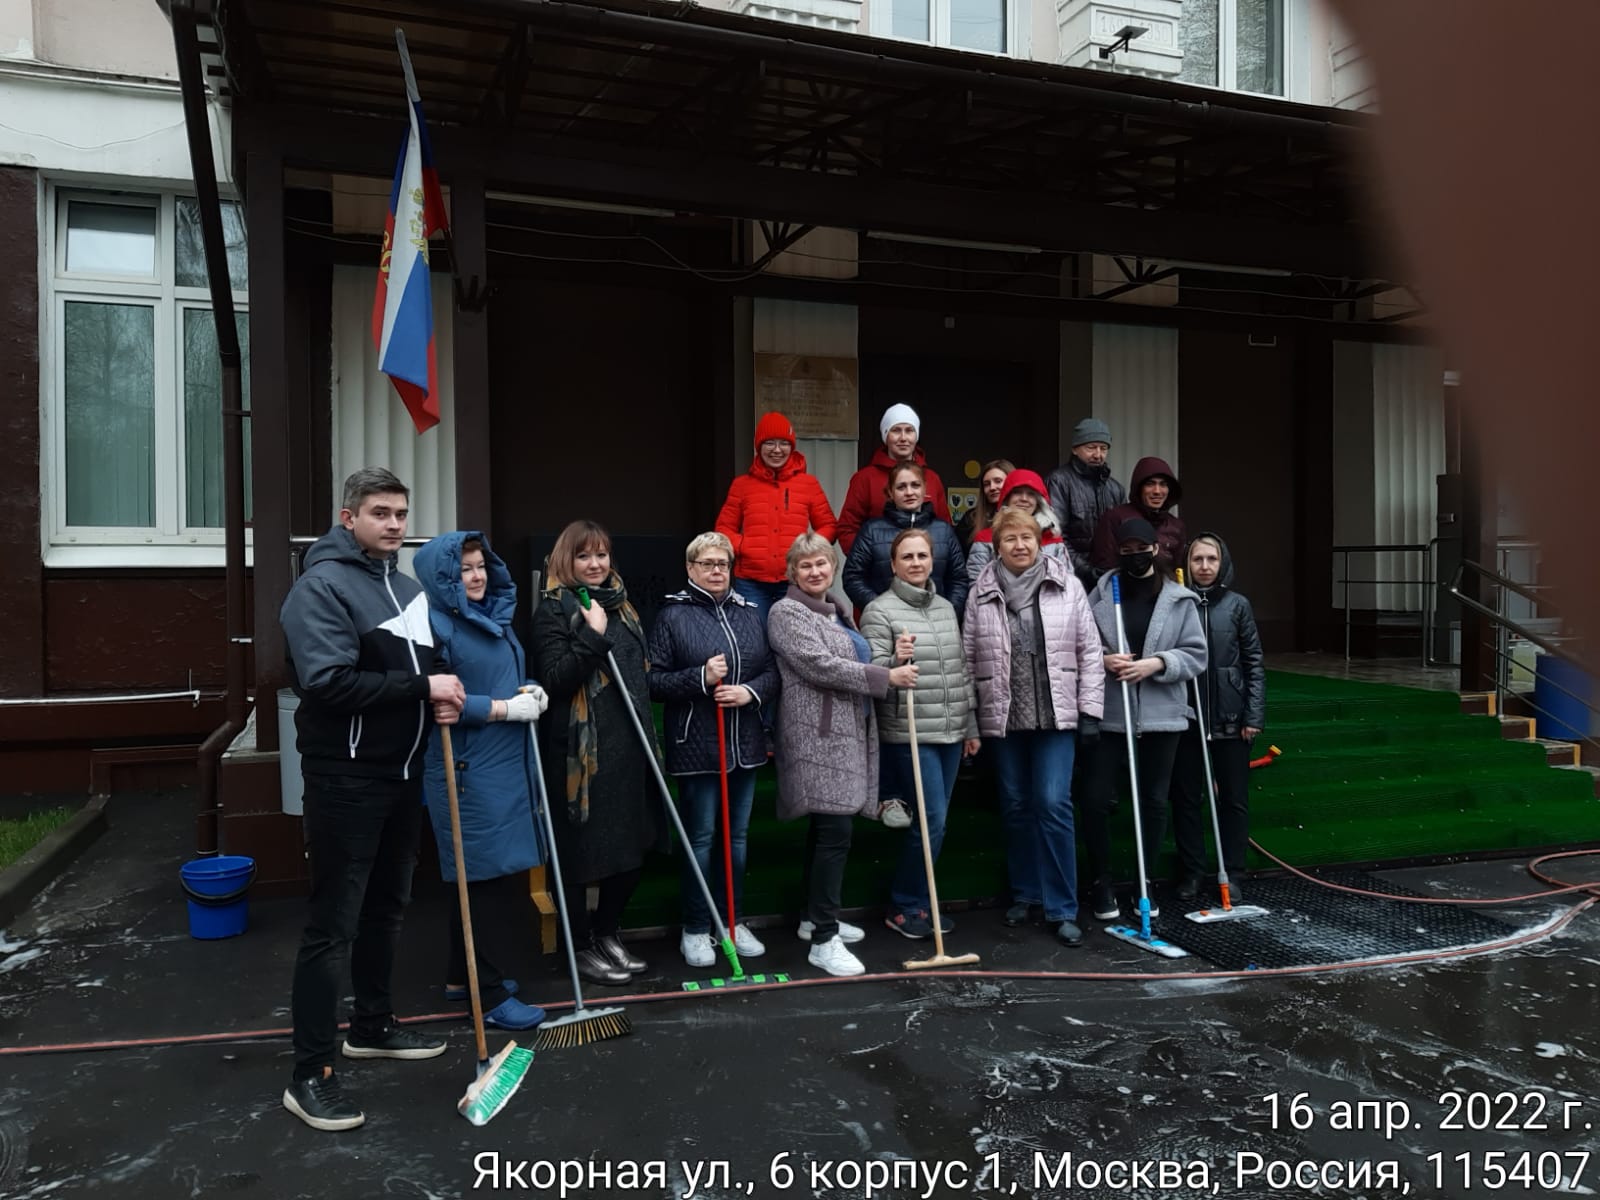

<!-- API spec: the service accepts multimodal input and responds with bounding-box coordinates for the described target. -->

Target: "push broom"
[1182,675,1271,925]
[576,588,787,991]
[522,711,631,1049]
[901,680,979,971]
[1101,575,1188,959]
[440,726,534,1124]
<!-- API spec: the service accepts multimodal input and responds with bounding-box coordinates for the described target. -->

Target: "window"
[875,0,1018,56]
[1177,0,1284,95]
[46,188,250,563]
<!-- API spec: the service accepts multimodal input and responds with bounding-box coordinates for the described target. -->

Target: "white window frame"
[42,183,250,568]
[868,0,1027,59]
[1183,0,1294,99]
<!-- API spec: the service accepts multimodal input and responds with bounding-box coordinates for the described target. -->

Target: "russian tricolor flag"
[373,30,449,435]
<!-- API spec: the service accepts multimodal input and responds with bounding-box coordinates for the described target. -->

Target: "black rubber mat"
[1142,871,1522,970]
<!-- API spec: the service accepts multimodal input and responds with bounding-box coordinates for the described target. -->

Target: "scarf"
[543,572,652,826]
[997,554,1050,646]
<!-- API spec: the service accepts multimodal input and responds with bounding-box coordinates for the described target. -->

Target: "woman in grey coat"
[768,533,917,977]
[862,527,980,941]
[1080,516,1208,923]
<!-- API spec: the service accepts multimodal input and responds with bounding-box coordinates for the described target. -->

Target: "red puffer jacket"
[715,413,838,583]
[836,446,951,553]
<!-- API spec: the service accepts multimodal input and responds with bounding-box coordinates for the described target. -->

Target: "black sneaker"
[283,1072,365,1131]
[1003,902,1036,927]
[1175,873,1203,902]
[1132,886,1160,919]
[1090,881,1120,922]
[884,911,933,939]
[1055,920,1084,947]
[342,1024,447,1061]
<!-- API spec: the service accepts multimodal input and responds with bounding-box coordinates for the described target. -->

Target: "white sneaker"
[732,923,766,957]
[807,938,865,977]
[680,931,715,968]
[797,919,866,944]
[880,799,912,829]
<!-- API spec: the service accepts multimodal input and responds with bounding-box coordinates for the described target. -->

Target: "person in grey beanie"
[1046,418,1126,589]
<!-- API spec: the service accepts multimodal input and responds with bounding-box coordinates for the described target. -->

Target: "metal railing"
[1333,543,1432,663]
[288,534,433,580]
[1449,557,1588,725]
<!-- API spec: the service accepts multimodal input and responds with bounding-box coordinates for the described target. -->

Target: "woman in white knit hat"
[835,403,952,555]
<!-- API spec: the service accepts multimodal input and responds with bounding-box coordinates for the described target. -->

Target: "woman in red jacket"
[715,411,838,621]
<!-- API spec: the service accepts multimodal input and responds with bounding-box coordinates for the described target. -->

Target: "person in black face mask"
[1080,518,1207,922]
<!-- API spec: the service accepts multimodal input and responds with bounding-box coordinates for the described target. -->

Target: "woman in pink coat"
[963,509,1105,947]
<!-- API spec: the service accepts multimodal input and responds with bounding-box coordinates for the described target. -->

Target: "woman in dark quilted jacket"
[714,411,837,622]
[842,462,967,619]
[646,532,780,971]
[1170,532,1265,905]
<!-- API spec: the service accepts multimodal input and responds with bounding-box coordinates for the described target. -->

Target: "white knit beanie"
[879,403,921,444]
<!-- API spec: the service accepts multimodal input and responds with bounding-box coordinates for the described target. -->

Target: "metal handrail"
[1334,543,1431,663]
[1466,619,1600,760]
[1451,559,1595,735]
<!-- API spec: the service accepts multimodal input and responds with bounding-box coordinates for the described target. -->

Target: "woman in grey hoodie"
[1081,517,1207,922]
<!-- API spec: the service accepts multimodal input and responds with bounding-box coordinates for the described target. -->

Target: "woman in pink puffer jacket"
[963,509,1105,948]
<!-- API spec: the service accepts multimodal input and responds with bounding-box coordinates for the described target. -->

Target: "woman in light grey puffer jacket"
[1079,516,1207,923]
[862,527,980,941]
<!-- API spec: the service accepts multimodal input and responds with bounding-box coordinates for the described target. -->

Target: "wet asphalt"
[1,790,1596,1199]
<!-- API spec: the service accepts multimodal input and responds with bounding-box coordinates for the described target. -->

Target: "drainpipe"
[171,0,249,856]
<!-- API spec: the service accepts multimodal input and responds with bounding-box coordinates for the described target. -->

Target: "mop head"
[903,951,980,970]
[533,1005,631,1049]
[1186,903,1271,924]
[682,972,791,991]
[458,1041,534,1126]
[1103,924,1190,958]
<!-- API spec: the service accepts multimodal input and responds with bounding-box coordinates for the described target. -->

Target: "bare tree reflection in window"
[64,302,155,526]
[183,309,253,528]
[1235,0,1284,94]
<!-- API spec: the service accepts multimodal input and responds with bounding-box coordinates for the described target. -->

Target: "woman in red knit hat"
[964,468,1070,582]
[715,411,838,622]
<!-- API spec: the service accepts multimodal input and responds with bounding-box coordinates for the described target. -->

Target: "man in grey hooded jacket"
[278,467,464,1132]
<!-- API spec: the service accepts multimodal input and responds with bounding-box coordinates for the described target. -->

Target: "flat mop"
[523,716,632,1049]
[440,727,535,1124]
[1102,575,1188,959]
[1182,676,1271,925]
[576,589,788,990]
[901,685,979,970]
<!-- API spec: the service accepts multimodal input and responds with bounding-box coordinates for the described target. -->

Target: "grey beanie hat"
[1072,418,1113,447]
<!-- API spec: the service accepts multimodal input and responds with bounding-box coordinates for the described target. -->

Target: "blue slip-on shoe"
[484,996,547,1031]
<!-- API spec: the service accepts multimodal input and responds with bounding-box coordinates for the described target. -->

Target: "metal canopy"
[189,0,1380,278]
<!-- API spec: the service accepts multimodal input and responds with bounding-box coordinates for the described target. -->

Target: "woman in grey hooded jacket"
[1081,517,1207,923]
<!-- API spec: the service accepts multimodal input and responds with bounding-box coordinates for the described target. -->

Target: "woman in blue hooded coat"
[416,530,549,1032]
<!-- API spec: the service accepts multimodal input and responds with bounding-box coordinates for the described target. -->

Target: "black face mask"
[1120,550,1155,576]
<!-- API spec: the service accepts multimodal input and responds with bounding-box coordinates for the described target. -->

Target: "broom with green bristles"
[522,705,632,1049]
[441,726,535,1124]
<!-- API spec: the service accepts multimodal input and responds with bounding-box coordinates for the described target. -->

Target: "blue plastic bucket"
[180,855,256,939]
[1534,655,1596,743]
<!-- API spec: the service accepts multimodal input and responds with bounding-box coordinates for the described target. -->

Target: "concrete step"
[1534,737,1582,767]
[1499,715,1535,740]
[1459,691,1496,717]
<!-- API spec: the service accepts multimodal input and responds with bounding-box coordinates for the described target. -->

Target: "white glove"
[503,687,548,722]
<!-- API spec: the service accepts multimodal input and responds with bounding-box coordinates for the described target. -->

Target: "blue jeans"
[886,740,963,915]
[989,729,1078,922]
[675,768,757,933]
[732,577,788,623]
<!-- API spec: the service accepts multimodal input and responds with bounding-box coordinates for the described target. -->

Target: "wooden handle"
[441,725,488,1062]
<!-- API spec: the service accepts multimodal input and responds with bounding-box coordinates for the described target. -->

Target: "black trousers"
[291,772,422,1080]
[445,871,527,1008]
[561,867,642,945]
[799,814,854,945]
[1077,731,1182,886]
[1171,723,1252,875]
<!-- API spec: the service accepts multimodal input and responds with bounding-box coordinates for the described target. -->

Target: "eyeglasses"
[691,559,731,572]
[759,439,789,451]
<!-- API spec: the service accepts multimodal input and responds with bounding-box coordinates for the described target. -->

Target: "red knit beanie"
[754,411,796,449]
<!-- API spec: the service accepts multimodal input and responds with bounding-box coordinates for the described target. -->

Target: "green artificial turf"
[621,671,1597,929]
[0,807,74,870]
